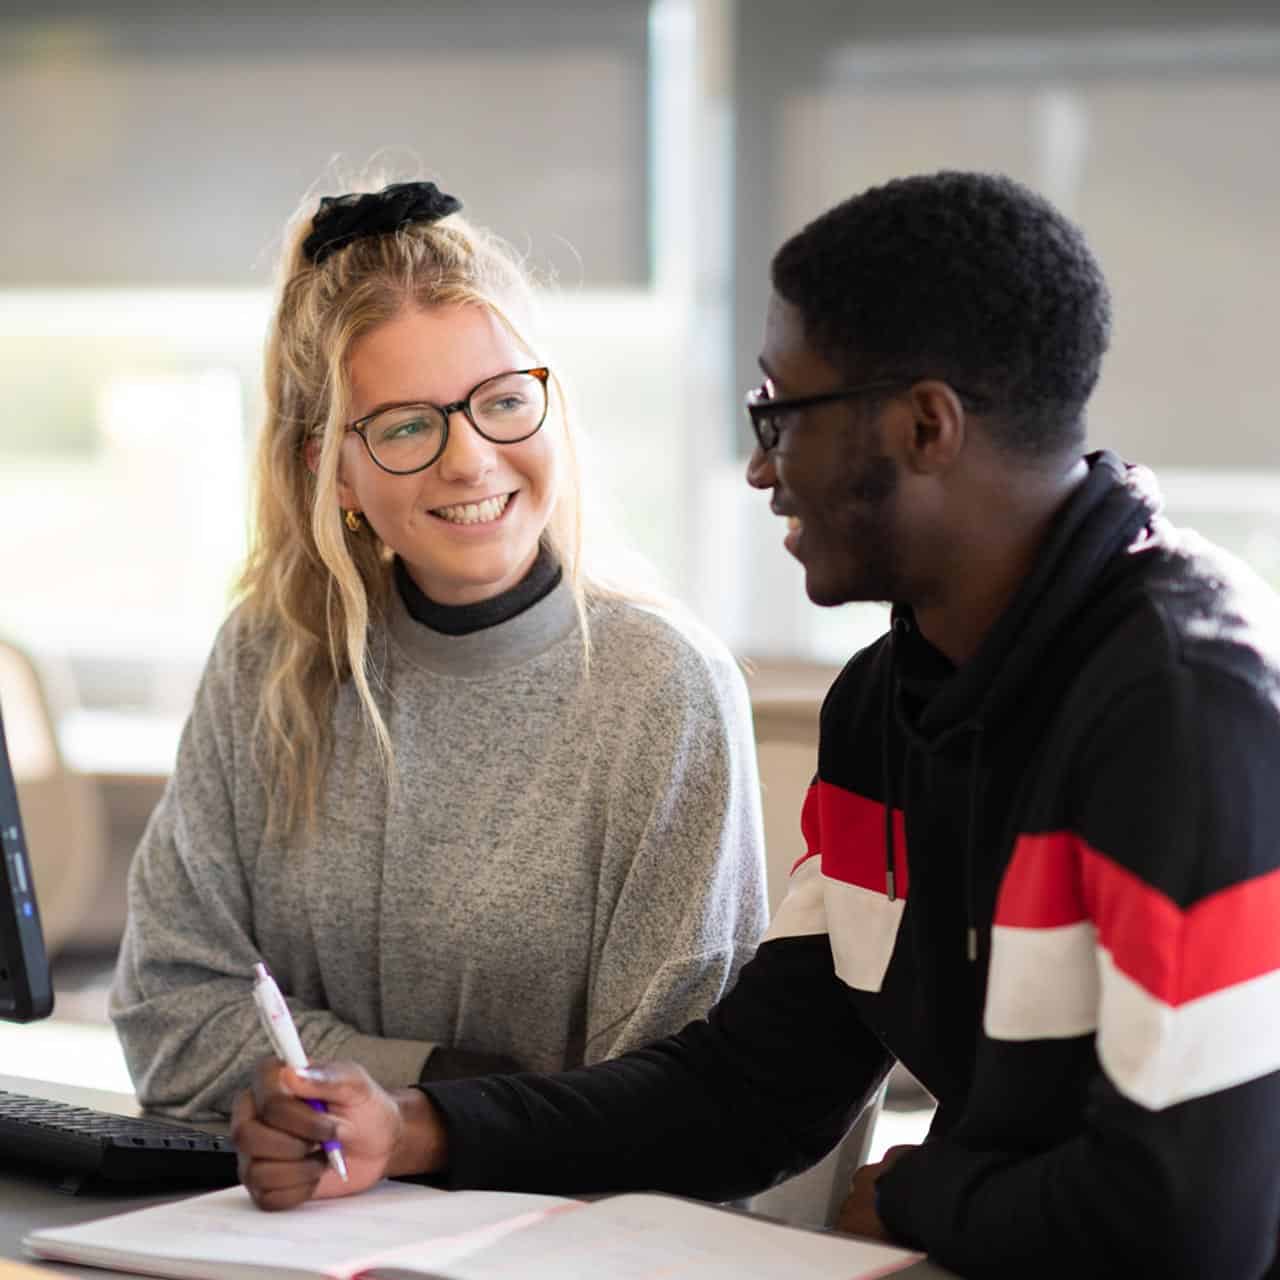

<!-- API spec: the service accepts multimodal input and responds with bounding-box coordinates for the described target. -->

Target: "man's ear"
[900,380,966,475]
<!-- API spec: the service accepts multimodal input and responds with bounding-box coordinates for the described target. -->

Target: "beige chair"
[741,658,884,1229]
[0,637,108,957]
[749,685,829,916]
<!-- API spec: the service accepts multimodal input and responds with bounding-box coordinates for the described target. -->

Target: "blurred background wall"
[2,0,1279,950]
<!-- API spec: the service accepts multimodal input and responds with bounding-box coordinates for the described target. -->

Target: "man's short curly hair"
[770,171,1111,457]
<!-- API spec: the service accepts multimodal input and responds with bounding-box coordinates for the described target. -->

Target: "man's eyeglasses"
[744,376,991,453]
[744,378,912,453]
[347,367,551,475]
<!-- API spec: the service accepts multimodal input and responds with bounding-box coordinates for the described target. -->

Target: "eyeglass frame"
[345,366,552,476]
[744,375,990,454]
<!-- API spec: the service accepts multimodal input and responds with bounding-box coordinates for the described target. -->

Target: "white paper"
[386,1194,921,1280]
[24,1182,572,1280]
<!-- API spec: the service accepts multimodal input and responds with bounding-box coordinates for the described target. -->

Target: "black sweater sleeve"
[421,934,893,1200]
[876,666,1280,1279]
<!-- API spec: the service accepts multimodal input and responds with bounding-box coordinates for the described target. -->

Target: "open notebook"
[26,1180,923,1280]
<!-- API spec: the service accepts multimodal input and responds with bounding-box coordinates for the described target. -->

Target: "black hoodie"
[424,452,1280,1278]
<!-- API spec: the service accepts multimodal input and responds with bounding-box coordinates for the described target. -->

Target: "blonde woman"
[109,180,767,1118]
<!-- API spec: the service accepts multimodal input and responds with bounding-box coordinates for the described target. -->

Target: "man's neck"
[913,455,1089,666]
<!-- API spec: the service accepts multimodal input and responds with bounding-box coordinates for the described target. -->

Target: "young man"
[233,172,1280,1279]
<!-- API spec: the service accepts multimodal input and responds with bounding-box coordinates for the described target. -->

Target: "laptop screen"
[0,703,53,1022]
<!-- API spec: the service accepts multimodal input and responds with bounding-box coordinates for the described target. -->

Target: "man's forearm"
[416,1034,768,1198]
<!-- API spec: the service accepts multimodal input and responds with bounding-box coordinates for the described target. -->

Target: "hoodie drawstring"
[963,723,985,963]
[882,621,908,903]
[882,660,898,903]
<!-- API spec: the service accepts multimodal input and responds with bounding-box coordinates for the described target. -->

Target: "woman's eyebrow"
[351,398,434,420]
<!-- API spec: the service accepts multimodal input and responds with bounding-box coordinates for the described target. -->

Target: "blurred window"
[0,292,261,696]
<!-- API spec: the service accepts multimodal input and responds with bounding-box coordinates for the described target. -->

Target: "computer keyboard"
[0,1086,238,1188]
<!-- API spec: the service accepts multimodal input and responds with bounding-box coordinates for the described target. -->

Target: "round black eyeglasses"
[347,367,551,475]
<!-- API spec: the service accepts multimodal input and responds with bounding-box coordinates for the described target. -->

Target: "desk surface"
[0,1075,960,1279]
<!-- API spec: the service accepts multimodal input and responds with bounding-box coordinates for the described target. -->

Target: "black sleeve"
[876,667,1280,1280]
[876,1074,1280,1280]
[420,934,893,1200]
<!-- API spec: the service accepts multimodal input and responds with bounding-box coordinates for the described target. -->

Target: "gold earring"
[344,509,362,532]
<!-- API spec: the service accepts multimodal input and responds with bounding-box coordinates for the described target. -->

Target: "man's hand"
[835,1144,919,1240]
[230,1058,448,1211]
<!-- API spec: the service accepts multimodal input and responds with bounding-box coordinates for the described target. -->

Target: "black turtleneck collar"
[394,543,563,637]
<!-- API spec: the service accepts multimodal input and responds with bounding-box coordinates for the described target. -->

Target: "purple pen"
[251,962,349,1181]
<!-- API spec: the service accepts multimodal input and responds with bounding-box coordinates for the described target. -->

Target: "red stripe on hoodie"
[790,780,909,898]
[995,831,1280,1006]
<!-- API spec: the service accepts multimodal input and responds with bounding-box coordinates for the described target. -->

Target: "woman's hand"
[230,1059,448,1211]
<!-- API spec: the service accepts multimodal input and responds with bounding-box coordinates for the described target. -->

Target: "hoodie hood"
[893,450,1160,745]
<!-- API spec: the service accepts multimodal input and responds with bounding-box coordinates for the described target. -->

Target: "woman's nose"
[436,412,497,482]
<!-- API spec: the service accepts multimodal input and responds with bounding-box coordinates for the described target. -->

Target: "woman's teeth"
[786,516,801,532]
[433,494,511,525]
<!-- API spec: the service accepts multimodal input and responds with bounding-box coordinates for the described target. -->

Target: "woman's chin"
[402,548,537,606]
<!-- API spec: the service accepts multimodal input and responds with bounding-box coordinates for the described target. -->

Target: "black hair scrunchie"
[302,180,463,265]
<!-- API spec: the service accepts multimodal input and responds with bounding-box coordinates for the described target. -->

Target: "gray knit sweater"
[109,578,768,1118]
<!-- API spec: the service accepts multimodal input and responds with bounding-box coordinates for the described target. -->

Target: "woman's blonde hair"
[238,182,619,839]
